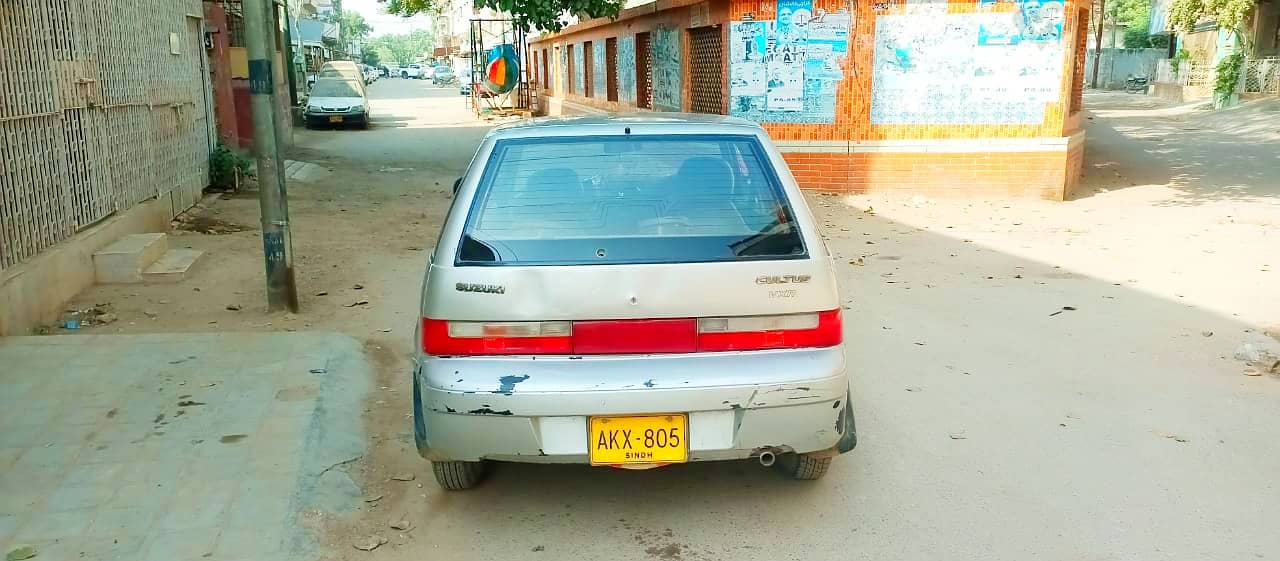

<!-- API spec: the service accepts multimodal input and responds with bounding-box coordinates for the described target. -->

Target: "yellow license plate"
[589,414,687,465]
[328,115,344,123]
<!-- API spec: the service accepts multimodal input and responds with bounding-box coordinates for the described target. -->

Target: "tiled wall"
[617,35,638,104]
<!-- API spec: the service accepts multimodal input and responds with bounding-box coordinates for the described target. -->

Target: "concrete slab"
[93,233,168,284]
[141,248,204,283]
[283,160,330,182]
[0,332,370,561]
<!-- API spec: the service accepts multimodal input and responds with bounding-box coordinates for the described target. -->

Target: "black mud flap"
[412,366,430,458]
[836,390,857,453]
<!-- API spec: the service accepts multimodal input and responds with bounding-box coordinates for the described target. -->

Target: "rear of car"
[413,116,855,489]
[304,78,369,129]
[317,61,366,92]
[432,65,455,85]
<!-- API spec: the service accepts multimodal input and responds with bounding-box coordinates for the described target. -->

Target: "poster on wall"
[728,5,851,124]
[652,27,683,111]
[592,43,607,99]
[869,12,1066,125]
[617,35,637,104]
[730,21,769,97]
[977,0,1065,45]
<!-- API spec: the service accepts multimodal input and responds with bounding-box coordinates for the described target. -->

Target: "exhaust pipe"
[757,450,776,467]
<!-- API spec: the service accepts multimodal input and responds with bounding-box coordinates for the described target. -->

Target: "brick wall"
[530,0,1092,200]
[203,3,239,147]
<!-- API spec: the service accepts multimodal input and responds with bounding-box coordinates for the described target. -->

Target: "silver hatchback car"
[413,114,855,489]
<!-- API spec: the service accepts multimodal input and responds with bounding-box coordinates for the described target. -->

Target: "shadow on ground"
[335,203,1280,561]
[1076,92,1280,205]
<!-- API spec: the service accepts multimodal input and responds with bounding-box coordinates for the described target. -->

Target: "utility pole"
[1108,0,1119,87]
[1091,0,1105,88]
[244,0,300,312]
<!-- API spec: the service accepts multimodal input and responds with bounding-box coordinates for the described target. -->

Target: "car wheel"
[775,453,832,481]
[432,460,487,490]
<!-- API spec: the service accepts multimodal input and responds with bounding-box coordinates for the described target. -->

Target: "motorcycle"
[1125,75,1149,94]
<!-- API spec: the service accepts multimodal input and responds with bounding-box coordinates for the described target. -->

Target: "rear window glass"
[311,80,361,98]
[456,135,806,266]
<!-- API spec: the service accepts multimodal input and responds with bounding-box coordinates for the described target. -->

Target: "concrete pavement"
[19,79,1280,560]
[0,333,369,561]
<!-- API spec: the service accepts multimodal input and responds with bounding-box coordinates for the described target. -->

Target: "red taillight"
[695,310,842,352]
[422,319,572,355]
[573,319,697,354]
[422,310,842,356]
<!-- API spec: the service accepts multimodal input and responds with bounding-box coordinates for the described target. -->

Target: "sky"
[344,0,434,37]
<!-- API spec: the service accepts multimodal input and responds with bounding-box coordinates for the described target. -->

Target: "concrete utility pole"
[1091,0,1105,88]
[1108,0,1119,87]
[244,0,301,312]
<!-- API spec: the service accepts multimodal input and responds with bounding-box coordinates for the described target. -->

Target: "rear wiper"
[728,221,797,257]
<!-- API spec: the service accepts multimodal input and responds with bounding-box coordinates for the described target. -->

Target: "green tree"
[1168,0,1256,37]
[361,51,382,67]
[367,30,435,66]
[323,10,373,53]
[379,0,622,32]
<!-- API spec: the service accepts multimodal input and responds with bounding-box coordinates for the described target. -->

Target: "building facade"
[528,0,1090,199]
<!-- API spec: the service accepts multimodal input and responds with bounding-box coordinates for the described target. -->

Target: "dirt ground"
[62,86,1280,560]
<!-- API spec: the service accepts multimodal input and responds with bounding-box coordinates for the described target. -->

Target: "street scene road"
[4,74,1277,561]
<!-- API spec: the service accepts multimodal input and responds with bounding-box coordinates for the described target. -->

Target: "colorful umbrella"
[483,44,520,95]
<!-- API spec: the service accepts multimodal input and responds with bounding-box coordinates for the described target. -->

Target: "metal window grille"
[567,43,575,94]
[0,0,211,270]
[688,26,724,115]
[606,37,619,102]
[583,41,594,98]
[220,1,246,47]
[1243,57,1280,94]
[636,31,652,109]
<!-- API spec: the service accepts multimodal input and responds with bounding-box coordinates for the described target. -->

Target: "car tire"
[775,453,832,481]
[432,460,487,490]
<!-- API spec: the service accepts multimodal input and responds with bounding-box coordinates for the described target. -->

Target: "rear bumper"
[305,112,366,126]
[411,348,856,463]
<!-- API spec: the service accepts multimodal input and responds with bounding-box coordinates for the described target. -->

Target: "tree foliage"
[1168,0,1256,35]
[367,30,435,66]
[379,0,624,32]
[324,10,373,47]
[1097,0,1164,48]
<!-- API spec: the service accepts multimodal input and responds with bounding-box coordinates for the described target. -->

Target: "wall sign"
[869,8,1065,125]
[728,3,851,124]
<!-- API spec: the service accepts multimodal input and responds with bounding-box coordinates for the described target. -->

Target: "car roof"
[489,113,763,139]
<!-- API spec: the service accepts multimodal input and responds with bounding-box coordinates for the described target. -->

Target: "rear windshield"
[311,79,361,98]
[456,134,806,266]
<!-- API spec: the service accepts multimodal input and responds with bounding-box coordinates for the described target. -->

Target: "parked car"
[459,80,471,96]
[317,60,362,81]
[304,77,369,129]
[412,114,856,490]
[361,64,378,84]
[316,61,367,95]
[401,63,425,79]
[379,65,390,77]
[431,65,456,85]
